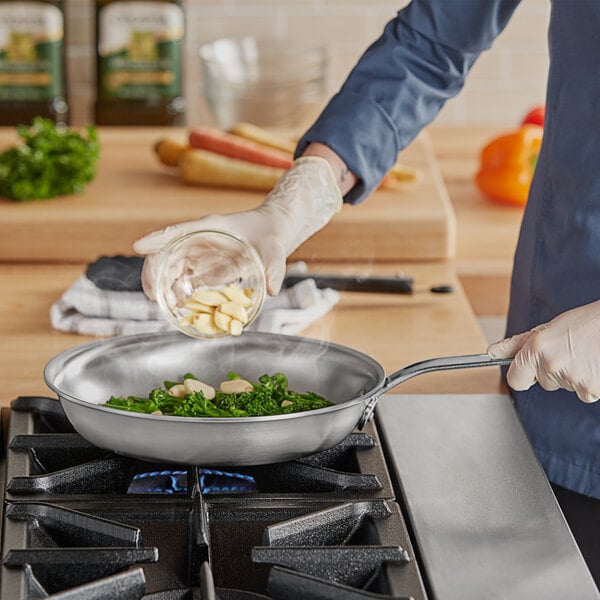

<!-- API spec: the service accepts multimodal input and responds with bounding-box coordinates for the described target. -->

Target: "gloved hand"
[487,300,600,403]
[133,156,343,298]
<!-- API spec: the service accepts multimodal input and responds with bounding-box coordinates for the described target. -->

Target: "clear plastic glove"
[487,299,600,403]
[133,156,343,298]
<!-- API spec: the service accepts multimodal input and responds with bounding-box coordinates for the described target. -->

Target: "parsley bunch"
[0,117,100,201]
[105,372,333,418]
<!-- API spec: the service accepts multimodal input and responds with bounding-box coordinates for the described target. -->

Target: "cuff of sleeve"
[295,92,400,204]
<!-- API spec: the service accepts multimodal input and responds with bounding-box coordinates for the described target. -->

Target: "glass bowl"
[155,230,266,339]
[199,36,327,129]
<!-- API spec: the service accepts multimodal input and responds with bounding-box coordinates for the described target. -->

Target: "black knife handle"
[283,274,414,294]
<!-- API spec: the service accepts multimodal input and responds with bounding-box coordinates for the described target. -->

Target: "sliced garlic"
[193,313,221,335]
[223,284,253,307]
[220,379,253,394]
[169,384,186,398]
[183,300,214,314]
[213,309,232,332]
[184,378,216,399]
[179,313,194,327]
[229,319,243,336]
[191,289,229,306]
[181,283,255,336]
[220,301,249,324]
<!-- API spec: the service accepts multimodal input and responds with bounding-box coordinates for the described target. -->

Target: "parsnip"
[389,162,421,182]
[155,137,188,167]
[180,148,284,191]
[379,162,422,190]
[229,122,296,154]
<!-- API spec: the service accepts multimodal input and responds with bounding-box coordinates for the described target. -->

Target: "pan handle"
[381,353,513,394]
[356,353,512,431]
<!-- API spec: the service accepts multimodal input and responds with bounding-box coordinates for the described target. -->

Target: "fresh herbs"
[104,372,333,418]
[0,117,100,201]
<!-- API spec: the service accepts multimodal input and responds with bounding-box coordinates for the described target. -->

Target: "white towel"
[50,263,339,338]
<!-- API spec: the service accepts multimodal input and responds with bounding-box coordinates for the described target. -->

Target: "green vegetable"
[0,117,100,201]
[104,372,333,418]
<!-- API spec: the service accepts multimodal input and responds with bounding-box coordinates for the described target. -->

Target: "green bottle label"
[98,1,184,100]
[0,2,64,101]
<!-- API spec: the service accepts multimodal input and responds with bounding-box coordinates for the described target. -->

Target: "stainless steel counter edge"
[375,393,599,600]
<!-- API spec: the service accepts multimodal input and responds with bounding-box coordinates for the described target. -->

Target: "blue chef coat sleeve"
[296,0,522,204]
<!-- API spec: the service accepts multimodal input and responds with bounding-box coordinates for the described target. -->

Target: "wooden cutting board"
[0,127,455,263]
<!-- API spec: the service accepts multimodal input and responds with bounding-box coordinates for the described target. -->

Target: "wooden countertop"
[0,125,522,409]
[0,262,502,407]
[429,125,524,272]
[428,125,525,317]
[0,127,455,263]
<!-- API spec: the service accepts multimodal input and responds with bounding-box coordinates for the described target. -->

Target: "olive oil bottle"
[94,0,185,125]
[0,0,68,125]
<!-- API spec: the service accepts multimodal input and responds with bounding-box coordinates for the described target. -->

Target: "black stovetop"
[0,396,428,599]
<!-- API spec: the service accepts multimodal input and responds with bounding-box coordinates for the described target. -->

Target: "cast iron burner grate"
[5,396,394,499]
[0,397,427,599]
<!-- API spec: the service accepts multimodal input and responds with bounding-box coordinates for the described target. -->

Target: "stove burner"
[128,469,257,495]
[0,397,427,599]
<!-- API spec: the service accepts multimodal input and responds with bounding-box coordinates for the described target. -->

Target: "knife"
[282,273,453,295]
[284,273,414,293]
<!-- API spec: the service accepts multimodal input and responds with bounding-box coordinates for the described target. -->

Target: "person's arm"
[135,0,522,297]
[301,142,358,196]
[134,156,343,296]
[297,0,522,203]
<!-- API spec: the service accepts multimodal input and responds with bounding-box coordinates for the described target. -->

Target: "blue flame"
[128,468,256,495]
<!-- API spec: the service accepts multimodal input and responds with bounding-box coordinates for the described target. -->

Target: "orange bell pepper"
[475,124,543,206]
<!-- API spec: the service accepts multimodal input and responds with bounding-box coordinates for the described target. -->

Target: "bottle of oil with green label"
[0,0,68,126]
[94,0,185,125]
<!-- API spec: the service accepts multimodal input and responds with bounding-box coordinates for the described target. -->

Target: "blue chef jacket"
[297,0,600,499]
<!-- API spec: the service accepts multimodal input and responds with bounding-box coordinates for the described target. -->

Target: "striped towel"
[50,259,339,338]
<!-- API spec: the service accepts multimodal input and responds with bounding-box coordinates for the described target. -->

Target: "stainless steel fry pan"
[44,331,511,466]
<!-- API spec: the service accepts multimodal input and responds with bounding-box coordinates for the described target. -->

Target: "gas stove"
[0,396,427,599]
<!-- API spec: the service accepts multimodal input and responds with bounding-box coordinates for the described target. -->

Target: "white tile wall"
[64,0,550,126]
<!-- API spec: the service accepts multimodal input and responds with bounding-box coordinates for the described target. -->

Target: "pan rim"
[44,331,387,424]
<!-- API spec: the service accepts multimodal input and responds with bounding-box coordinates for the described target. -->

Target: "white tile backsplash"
[64,0,551,126]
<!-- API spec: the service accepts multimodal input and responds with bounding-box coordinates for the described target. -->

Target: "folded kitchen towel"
[50,257,339,338]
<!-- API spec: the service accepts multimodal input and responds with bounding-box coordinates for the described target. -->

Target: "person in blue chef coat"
[135,0,600,582]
